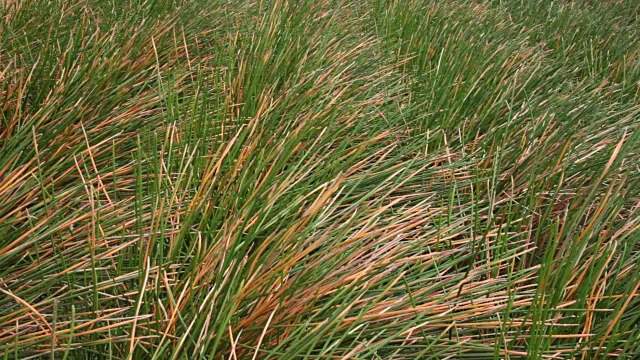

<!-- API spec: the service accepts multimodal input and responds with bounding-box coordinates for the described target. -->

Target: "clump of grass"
[1,0,639,358]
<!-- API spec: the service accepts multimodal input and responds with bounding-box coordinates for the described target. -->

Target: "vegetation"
[1,0,639,358]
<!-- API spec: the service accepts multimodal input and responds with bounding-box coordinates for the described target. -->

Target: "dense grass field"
[1,0,639,358]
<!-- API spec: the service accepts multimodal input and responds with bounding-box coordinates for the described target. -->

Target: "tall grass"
[1,0,639,358]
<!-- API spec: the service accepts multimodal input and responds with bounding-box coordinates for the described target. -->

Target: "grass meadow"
[1,0,639,358]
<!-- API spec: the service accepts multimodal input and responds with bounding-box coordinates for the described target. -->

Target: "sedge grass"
[1,0,639,358]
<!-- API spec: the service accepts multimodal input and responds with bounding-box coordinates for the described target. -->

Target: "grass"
[0,0,639,358]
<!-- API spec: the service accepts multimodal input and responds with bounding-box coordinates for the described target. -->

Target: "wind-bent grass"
[0,0,639,359]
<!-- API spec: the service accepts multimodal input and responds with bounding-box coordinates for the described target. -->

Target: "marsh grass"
[1,0,639,358]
